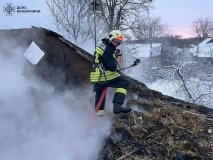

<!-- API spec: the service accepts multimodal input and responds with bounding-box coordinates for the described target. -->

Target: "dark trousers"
[94,77,129,110]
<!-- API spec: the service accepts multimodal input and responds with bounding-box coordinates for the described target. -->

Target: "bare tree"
[192,79,213,106]
[47,0,90,43]
[97,0,153,32]
[130,16,167,59]
[153,60,213,107]
[47,0,153,45]
[154,64,193,100]
[192,17,213,38]
[132,16,167,40]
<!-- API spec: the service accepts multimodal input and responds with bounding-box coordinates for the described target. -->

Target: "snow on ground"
[146,79,213,108]
[146,79,186,100]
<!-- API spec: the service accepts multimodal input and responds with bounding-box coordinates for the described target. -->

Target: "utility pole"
[93,0,97,49]
[118,6,122,30]
[118,6,125,68]
[149,26,153,58]
[90,0,101,49]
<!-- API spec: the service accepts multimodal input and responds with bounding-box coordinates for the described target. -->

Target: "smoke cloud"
[0,44,111,160]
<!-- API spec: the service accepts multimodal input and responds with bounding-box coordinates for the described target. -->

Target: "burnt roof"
[0,26,93,87]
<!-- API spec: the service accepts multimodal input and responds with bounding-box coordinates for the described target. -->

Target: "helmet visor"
[116,35,125,41]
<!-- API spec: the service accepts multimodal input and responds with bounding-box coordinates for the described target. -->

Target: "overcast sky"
[0,0,212,38]
[151,0,213,38]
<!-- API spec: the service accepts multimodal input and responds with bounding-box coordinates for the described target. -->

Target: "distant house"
[122,42,162,67]
[190,38,213,57]
[124,43,162,59]
[190,38,213,65]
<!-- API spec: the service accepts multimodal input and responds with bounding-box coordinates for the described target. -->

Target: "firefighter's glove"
[133,59,140,66]
[115,49,122,58]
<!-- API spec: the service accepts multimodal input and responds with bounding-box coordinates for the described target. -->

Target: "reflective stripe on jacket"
[90,68,120,82]
[90,39,120,83]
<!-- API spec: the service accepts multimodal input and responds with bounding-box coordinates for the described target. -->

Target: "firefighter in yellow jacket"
[90,30,132,116]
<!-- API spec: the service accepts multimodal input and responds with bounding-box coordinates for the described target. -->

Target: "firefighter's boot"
[113,103,132,114]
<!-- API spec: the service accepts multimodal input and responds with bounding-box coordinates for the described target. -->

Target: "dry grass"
[100,99,213,160]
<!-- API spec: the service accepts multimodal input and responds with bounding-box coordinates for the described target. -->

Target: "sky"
[0,0,212,38]
[151,0,213,38]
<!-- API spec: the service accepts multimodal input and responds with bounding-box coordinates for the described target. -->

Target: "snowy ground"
[125,63,213,108]
[147,79,213,108]
[146,79,184,99]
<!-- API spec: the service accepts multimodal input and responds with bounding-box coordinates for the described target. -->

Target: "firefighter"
[90,30,132,116]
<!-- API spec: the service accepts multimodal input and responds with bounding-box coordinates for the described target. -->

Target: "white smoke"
[0,46,111,160]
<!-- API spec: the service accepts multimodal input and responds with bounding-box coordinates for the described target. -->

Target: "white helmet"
[108,30,125,42]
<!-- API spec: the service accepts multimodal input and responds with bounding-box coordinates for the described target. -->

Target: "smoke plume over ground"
[0,45,111,160]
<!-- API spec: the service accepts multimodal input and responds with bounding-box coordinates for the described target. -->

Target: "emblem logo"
[3,3,15,16]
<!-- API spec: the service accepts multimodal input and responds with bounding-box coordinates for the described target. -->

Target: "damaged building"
[0,27,213,159]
